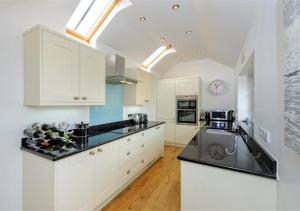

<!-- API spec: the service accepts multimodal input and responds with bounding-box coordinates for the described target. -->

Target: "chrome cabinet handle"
[141,160,145,164]
[97,148,102,152]
[141,144,145,148]
[156,126,160,129]
[126,170,131,175]
[126,152,131,156]
[142,133,145,136]
[89,151,95,156]
[82,96,87,100]
[127,138,131,142]
[74,96,80,100]
[144,99,149,103]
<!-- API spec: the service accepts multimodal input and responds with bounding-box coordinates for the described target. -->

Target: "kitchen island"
[178,123,277,211]
[22,120,165,211]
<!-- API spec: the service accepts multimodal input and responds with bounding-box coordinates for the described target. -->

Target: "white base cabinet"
[23,124,165,211]
[175,125,200,145]
[181,161,277,211]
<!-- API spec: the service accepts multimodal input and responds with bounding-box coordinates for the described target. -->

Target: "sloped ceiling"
[97,0,259,73]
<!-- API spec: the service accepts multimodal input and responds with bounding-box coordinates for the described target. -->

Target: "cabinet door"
[56,149,94,211]
[157,80,176,119]
[176,78,199,95]
[143,72,154,103]
[176,125,199,145]
[157,119,175,143]
[80,46,105,104]
[153,125,165,157]
[94,142,118,207]
[42,30,79,103]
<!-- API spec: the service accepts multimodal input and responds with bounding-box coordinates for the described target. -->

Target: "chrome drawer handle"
[126,152,131,156]
[142,133,145,136]
[82,96,88,100]
[141,160,145,164]
[127,138,131,142]
[141,144,145,148]
[89,151,95,156]
[97,148,102,152]
[73,96,80,100]
[156,126,160,129]
[126,170,131,175]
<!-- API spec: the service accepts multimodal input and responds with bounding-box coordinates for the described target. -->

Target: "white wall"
[238,75,254,122]
[161,59,236,110]
[234,1,300,210]
[235,0,281,160]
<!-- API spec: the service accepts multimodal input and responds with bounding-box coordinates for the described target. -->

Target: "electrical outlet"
[259,127,270,143]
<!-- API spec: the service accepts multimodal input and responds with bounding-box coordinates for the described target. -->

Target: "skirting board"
[164,142,184,148]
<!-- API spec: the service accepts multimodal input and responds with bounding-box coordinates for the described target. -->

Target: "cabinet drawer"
[118,158,139,187]
[118,133,140,148]
[94,141,118,153]
[119,142,141,165]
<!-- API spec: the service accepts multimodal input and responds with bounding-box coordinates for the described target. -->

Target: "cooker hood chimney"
[105,55,137,85]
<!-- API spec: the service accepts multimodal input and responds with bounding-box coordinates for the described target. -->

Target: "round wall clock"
[208,79,226,95]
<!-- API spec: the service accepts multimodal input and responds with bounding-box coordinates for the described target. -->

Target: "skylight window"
[66,0,132,44]
[142,45,176,72]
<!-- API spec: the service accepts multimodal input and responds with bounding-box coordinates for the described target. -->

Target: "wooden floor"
[102,146,182,211]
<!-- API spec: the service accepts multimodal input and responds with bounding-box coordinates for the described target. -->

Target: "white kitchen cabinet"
[123,69,155,105]
[56,149,95,211]
[176,78,201,95]
[79,46,105,104]
[94,142,118,207]
[23,25,105,106]
[176,125,200,145]
[157,79,176,120]
[157,119,175,144]
[23,124,165,211]
[181,161,277,211]
[157,78,202,146]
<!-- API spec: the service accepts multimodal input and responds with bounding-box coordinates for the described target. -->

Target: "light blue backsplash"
[90,84,123,126]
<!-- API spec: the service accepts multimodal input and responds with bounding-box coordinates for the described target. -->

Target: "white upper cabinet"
[123,70,154,106]
[42,30,80,103]
[176,78,200,95]
[79,46,105,104]
[23,25,105,106]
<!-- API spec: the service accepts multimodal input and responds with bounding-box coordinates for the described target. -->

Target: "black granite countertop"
[178,125,277,179]
[21,120,165,161]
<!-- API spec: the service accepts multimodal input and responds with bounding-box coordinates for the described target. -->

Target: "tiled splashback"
[283,0,300,154]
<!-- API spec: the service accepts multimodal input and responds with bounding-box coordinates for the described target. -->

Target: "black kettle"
[227,109,236,122]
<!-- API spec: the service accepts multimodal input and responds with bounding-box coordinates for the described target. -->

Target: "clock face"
[208,79,226,95]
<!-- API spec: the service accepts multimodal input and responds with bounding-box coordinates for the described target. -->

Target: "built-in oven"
[176,95,198,125]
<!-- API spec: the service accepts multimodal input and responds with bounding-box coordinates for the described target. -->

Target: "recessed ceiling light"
[186,30,192,34]
[172,4,180,10]
[139,17,146,21]
[160,37,165,41]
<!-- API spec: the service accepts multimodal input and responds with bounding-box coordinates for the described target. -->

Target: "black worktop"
[178,123,277,179]
[21,120,165,161]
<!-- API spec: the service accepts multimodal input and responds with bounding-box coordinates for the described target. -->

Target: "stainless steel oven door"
[177,109,198,125]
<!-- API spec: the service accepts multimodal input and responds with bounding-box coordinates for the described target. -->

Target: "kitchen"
[0,0,300,211]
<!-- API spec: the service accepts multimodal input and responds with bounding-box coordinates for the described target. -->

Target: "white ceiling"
[97,0,259,73]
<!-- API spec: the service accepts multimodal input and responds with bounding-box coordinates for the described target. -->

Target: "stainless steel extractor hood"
[105,55,138,85]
